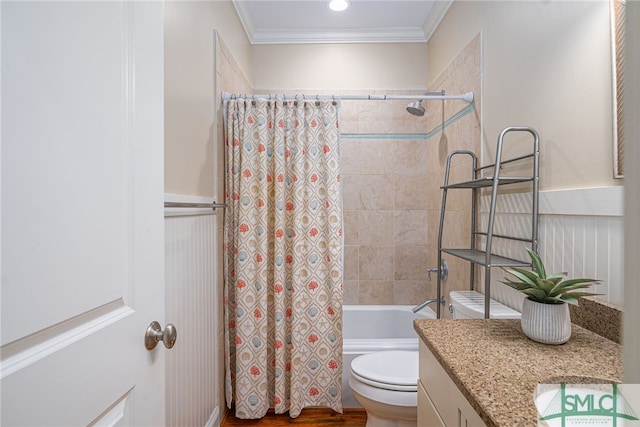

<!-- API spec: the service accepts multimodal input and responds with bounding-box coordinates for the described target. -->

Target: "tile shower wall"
[341,133,433,304]
[340,34,481,305]
[424,35,482,311]
[254,36,481,306]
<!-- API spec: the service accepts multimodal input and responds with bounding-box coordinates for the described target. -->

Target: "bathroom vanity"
[418,340,486,426]
[414,319,622,426]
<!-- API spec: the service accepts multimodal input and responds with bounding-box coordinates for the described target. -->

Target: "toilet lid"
[350,351,418,391]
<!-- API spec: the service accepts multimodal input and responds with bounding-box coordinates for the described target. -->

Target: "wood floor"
[221,408,367,427]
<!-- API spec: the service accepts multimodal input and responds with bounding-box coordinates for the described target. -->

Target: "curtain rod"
[221,91,474,103]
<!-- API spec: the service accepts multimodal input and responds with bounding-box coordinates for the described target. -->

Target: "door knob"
[144,321,177,351]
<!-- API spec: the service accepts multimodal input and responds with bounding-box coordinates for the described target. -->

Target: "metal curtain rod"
[164,201,227,211]
[221,91,474,103]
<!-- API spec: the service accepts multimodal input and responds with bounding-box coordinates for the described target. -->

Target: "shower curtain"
[223,97,343,419]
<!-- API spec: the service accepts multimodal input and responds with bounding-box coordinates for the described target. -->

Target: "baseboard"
[205,406,220,427]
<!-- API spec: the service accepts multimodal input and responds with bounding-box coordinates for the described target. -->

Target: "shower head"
[406,100,425,117]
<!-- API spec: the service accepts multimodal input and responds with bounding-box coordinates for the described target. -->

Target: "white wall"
[164,0,251,197]
[428,1,619,192]
[253,43,427,91]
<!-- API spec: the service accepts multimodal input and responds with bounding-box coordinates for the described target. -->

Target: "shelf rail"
[436,127,539,319]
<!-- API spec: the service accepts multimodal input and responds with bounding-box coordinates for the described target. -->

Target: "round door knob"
[144,321,177,351]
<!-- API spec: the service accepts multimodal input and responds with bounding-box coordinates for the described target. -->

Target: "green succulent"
[501,248,600,305]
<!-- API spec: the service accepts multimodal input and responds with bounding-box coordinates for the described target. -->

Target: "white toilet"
[349,291,520,427]
[349,350,418,427]
[449,290,521,319]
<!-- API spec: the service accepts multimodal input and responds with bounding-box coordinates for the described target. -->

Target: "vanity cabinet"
[418,341,486,427]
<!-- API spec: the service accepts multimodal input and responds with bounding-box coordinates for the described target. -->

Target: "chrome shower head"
[406,100,425,117]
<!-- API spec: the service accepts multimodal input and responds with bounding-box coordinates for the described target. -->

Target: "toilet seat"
[350,351,418,392]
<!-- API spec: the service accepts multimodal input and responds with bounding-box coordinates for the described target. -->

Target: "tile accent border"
[340,103,476,141]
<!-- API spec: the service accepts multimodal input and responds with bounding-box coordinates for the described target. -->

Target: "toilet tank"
[449,290,521,319]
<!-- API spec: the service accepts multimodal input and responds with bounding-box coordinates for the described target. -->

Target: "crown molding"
[250,27,428,45]
[232,0,256,44]
[423,0,454,42]
[232,0,432,45]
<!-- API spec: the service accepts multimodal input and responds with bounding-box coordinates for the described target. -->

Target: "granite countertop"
[414,319,622,427]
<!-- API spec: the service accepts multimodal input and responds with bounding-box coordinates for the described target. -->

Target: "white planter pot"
[521,298,572,345]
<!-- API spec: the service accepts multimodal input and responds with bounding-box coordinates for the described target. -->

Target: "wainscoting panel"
[479,187,624,309]
[165,204,218,427]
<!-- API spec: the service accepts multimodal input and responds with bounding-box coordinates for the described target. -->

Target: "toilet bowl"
[349,292,520,427]
[349,351,418,427]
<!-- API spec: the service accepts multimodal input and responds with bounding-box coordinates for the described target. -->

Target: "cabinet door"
[419,342,487,427]
[418,380,446,427]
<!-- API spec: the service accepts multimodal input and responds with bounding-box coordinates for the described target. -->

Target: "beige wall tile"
[441,210,473,249]
[442,257,473,294]
[425,212,440,265]
[339,102,359,134]
[394,245,429,280]
[359,281,394,304]
[360,140,394,175]
[394,210,428,245]
[358,211,394,246]
[393,174,428,210]
[340,140,360,175]
[344,245,359,281]
[358,175,394,210]
[343,280,359,305]
[393,280,435,305]
[394,140,428,175]
[343,211,359,245]
[426,171,444,212]
[341,175,360,211]
[359,246,394,281]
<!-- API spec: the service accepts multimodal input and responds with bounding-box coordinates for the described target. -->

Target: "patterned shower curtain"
[223,97,343,419]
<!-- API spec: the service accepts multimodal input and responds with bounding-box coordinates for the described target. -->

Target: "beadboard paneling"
[479,187,623,308]
[165,210,219,427]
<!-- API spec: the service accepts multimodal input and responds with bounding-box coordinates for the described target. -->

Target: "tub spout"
[412,296,446,313]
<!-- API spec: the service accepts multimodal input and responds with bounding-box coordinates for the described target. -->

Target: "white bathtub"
[342,305,436,408]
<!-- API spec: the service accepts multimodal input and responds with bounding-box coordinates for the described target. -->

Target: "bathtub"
[341,305,436,408]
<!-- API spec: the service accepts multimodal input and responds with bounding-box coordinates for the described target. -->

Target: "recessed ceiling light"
[329,0,350,12]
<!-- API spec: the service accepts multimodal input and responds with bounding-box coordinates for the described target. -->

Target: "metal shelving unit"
[435,127,540,318]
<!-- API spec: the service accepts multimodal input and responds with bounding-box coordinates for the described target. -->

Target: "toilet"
[349,291,520,427]
[449,290,521,319]
[349,351,418,427]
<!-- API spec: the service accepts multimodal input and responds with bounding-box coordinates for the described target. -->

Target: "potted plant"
[501,248,600,345]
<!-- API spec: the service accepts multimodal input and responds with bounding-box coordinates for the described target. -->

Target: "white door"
[1,2,166,425]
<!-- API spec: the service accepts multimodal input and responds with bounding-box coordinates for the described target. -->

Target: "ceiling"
[232,0,453,44]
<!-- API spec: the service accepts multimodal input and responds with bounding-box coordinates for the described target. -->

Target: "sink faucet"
[412,296,446,313]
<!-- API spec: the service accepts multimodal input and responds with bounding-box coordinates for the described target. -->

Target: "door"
[1,2,165,425]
